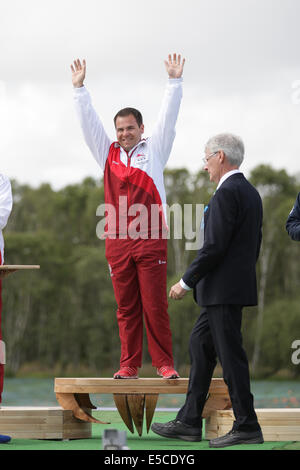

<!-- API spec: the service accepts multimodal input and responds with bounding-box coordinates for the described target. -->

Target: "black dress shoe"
[151,419,202,442]
[209,429,264,448]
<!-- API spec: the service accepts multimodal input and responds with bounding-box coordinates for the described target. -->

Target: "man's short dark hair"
[114,107,143,128]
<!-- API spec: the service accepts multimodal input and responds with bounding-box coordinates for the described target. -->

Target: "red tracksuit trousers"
[105,237,174,368]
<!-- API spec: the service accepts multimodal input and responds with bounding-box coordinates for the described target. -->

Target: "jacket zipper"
[127,150,131,217]
[124,141,145,229]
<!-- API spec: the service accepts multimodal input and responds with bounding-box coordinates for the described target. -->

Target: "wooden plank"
[63,429,91,439]
[74,393,97,409]
[0,406,63,414]
[0,265,40,279]
[202,395,232,418]
[0,432,63,439]
[55,377,189,394]
[113,394,134,434]
[258,426,300,433]
[126,394,145,437]
[55,392,107,424]
[0,418,50,424]
[54,377,227,395]
[54,377,230,432]
[0,424,64,431]
[0,265,40,270]
[145,394,159,433]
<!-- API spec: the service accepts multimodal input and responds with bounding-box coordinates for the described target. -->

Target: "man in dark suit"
[151,133,264,448]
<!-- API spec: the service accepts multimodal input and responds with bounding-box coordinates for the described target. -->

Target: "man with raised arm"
[71,54,185,379]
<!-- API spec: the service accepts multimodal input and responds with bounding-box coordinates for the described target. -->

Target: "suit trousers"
[176,304,260,432]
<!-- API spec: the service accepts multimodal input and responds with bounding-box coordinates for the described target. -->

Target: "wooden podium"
[55,377,231,436]
[0,265,92,440]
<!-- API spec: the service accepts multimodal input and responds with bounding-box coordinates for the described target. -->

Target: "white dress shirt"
[0,174,13,264]
[180,169,243,290]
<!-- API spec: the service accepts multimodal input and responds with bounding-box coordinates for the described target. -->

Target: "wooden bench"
[54,377,231,436]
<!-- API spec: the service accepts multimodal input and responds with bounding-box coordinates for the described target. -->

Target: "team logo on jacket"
[135,154,148,164]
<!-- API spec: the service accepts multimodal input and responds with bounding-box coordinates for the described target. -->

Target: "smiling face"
[115,114,144,152]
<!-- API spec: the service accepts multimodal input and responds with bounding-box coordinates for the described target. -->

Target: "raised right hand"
[164,53,185,79]
[70,59,86,88]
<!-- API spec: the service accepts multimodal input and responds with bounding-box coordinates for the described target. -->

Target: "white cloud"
[1,0,300,188]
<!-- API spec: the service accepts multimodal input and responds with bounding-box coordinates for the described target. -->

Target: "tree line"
[2,164,300,378]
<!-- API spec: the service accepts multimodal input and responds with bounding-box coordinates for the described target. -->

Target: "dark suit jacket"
[182,173,263,306]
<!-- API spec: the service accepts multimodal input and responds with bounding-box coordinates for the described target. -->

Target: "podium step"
[205,408,300,441]
[0,406,91,440]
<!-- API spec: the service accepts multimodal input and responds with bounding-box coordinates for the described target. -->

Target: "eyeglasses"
[202,151,219,164]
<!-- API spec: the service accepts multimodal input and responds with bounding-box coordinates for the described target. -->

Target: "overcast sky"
[1,0,300,189]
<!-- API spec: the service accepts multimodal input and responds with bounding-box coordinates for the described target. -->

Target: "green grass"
[0,411,299,451]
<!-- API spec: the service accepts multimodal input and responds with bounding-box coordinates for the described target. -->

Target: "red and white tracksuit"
[0,175,13,402]
[74,79,183,368]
